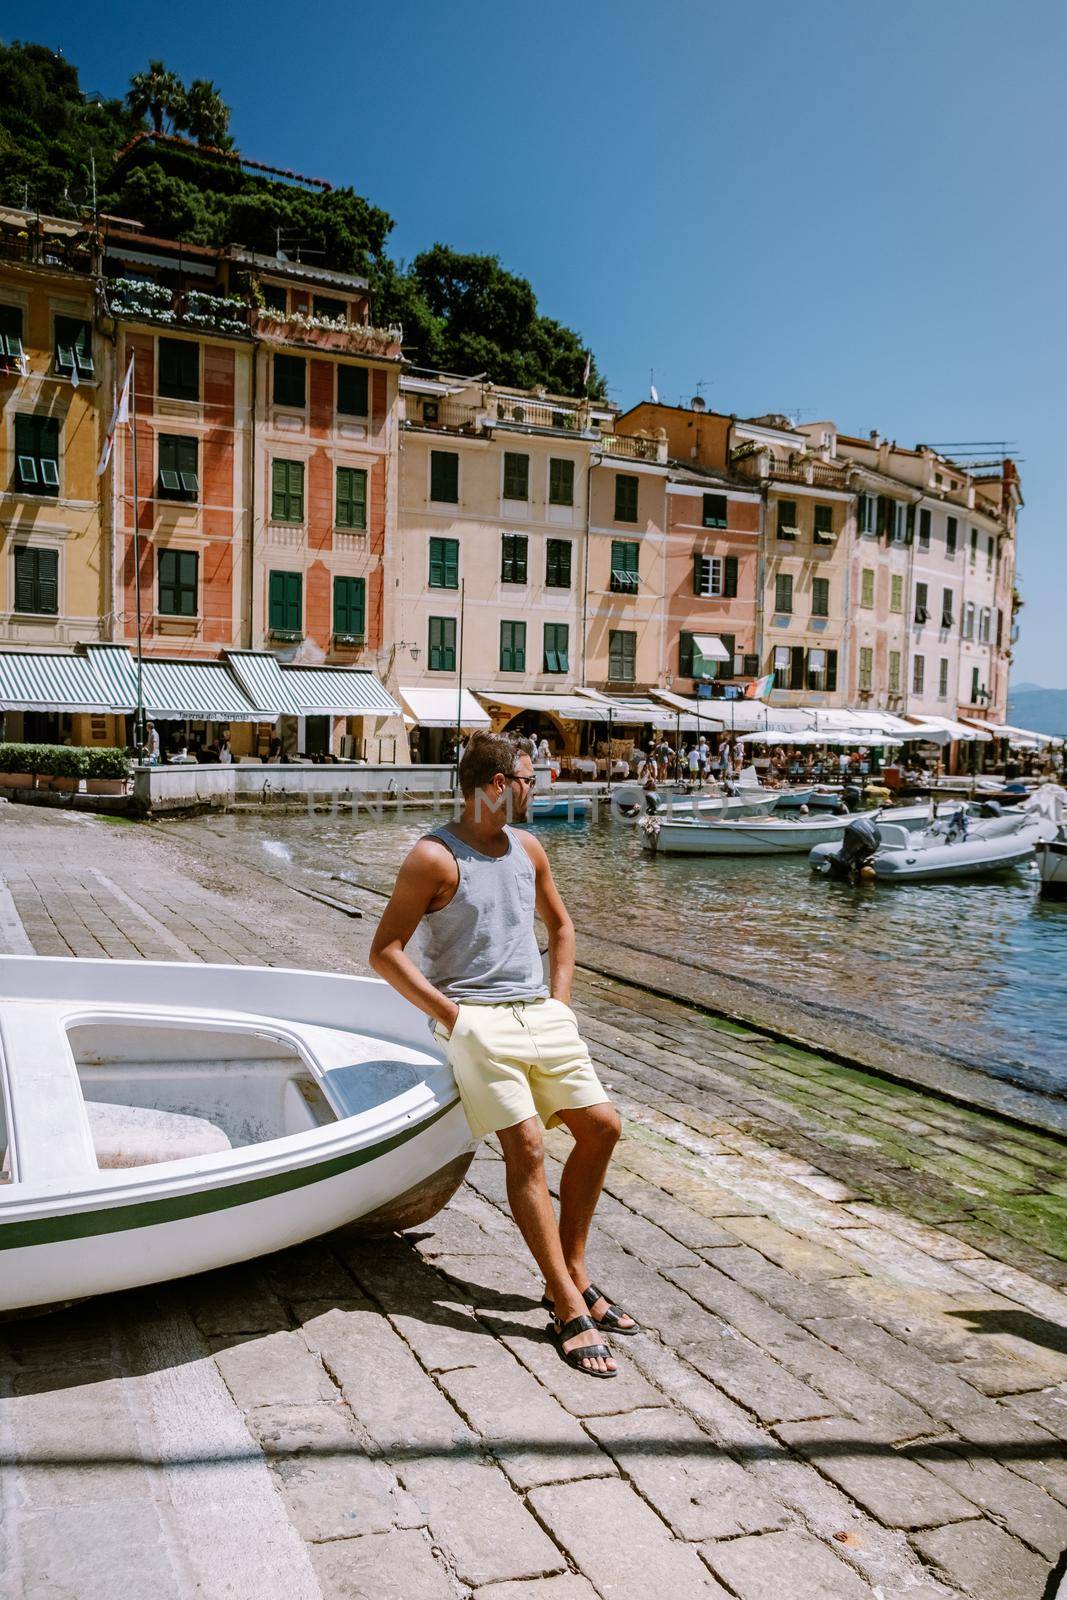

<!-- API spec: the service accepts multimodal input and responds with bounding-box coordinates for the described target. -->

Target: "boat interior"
[1,1003,432,1183]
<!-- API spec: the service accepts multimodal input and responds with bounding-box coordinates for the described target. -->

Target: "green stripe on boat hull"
[0,1098,461,1251]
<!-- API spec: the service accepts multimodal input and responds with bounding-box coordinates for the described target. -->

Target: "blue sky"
[11,0,1065,683]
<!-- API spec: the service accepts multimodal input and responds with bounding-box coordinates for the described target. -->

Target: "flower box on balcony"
[269,629,303,643]
[332,633,365,647]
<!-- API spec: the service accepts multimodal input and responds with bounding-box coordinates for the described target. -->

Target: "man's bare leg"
[496,1117,615,1374]
[554,1104,636,1330]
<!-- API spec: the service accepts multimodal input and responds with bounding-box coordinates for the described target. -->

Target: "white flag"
[97,357,133,477]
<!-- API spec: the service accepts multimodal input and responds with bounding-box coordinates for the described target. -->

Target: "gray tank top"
[420,825,548,1003]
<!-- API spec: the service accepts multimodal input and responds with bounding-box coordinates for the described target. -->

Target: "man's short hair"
[458,731,525,796]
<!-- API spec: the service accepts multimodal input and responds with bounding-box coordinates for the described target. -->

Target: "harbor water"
[193,805,1067,1101]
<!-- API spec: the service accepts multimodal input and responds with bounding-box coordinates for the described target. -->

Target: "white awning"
[963,719,1056,748]
[691,634,731,662]
[476,690,615,723]
[907,714,992,743]
[651,691,814,733]
[400,687,491,729]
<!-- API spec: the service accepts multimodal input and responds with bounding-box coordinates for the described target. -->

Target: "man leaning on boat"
[370,731,638,1378]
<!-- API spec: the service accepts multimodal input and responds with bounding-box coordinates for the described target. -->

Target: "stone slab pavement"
[2,809,1067,1599]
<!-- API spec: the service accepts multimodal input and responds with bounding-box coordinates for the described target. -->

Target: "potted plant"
[84,747,132,795]
[0,743,39,788]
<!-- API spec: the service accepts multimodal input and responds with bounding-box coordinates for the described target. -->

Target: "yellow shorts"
[433,997,609,1141]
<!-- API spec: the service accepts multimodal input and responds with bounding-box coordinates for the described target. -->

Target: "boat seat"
[875,824,912,850]
[0,1001,97,1182]
[86,1101,232,1169]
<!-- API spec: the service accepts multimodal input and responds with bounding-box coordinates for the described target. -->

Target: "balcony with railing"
[0,227,94,274]
[736,451,850,490]
[490,393,587,433]
[596,431,668,464]
[255,308,402,359]
[402,395,483,433]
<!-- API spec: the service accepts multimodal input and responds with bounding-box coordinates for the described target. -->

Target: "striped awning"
[279,668,401,718]
[0,651,114,713]
[82,645,266,722]
[225,651,307,717]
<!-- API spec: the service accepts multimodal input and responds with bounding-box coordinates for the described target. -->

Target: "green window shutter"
[503,453,529,499]
[542,622,569,674]
[812,577,829,617]
[611,540,639,592]
[0,303,24,359]
[549,458,574,505]
[557,623,569,673]
[501,535,528,583]
[428,617,456,671]
[861,568,875,607]
[777,500,798,537]
[946,516,958,553]
[775,573,792,613]
[546,539,571,587]
[14,548,36,612]
[702,493,727,528]
[272,460,304,521]
[268,570,302,633]
[826,650,838,692]
[692,554,704,596]
[158,337,198,401]
[333,577,365,637]
[919,508,931,546]
[719,633,736,673]
[158,549,198,617]
[337,364,369,416]
[723,556,738,597]
[789,646,805,690]
[14,547,58,614]
[679,633,695,677]
[905,504,916,543]
[443,540,458,588]
[428,537,459,588]
[614,474,638,522]
[273,354,306,408]
[430,451,459,503]
[271,460,287,521]
[336,467,367,529]
[55,316,93,377]
[609,630,635,681]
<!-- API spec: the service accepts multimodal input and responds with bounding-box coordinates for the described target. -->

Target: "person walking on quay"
[370,731,637,1378]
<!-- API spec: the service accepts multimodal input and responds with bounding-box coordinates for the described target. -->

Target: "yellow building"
[0,208,119,745]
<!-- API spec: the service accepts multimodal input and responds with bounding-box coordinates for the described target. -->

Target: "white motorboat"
[642,801,936,857]
[0,957,475,1314]
[810,805,1058,884]
[617,787,780,822]
[1038,827,1067,897]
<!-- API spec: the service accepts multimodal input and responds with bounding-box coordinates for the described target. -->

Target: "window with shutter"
[158,434,199,501]
[861,568,875,608]
[915,582,929,623]
[337,364,369,417]
[813,504,834,543]
[679,633,696,677]
[890,574,903,613]
[905,504,916,543]
[499,620,526,672]
[608,630,636,682]
[806,648,827,690]
[693,554,722,596]
[962,602,975,640]
[428,537,459,589]
[14,414,60,495]
[889,651,901,693]
[273,354,306,408]
[501,535,528,584]
[430,451,459,503]
[875,496,887,538]
[335,466,367,529]
[158,549,199,617]
[158,337,198,401]
[941,587,954,628]
[543,623,569,674]
[918,508,931,549]
[811,577,830,617]
[0,304,24,364]
[611,540,639,593]
[502,453,529,500]
[859,647,873,692]
[971,667,981,703]
[776,500,799,539]
[946,516,958,555]
[723,555,738,597]
[313,295,346,320]
[702,493,727,528]
[54,316,94,379]
[939,658,949,698]
[789,646,805,690]
[913,654,925,694]
[743,653,759,678]
[614,474,638,523]
[428,616,456,671]
[13,547,58,614]
[549,458,574,506]
[333,577,365,640]
[826,649,838,692]
[774,573,793,614]
[858,493,875,535]
[545,539,572,588]
[267,570,302,634]
[718,634,736,676]
[271,459,304,522]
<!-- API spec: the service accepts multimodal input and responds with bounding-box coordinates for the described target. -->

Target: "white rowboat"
[644,801,937,857]
[0,957,475,1314]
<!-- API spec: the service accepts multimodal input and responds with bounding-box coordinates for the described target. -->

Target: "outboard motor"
[834,784,861,816]
[824,814,882,882]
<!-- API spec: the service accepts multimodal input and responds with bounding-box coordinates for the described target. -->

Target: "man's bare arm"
[369,841,460,1028]
[519,833,576,1004]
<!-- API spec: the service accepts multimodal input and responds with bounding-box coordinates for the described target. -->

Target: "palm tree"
[180,80,232,148]
[126,61,186,135]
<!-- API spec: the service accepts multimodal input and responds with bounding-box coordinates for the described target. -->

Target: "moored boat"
[1038,830,1067,897]
[0,957,475,1313]
[529,794,593,821]
[810,804,1058,883]
[642,800,936,857]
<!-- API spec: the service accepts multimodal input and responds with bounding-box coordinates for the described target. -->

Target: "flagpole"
[129,350,146,755]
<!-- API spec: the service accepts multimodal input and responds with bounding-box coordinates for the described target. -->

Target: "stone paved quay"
[2,808,1067,1599]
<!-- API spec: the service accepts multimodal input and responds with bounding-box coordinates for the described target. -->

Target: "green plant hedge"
[0,743,131,779]
[83,747,132,780]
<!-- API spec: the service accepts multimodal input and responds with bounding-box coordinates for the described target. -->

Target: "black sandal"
[541,1283,641,1337]
[549,1314,617,1378]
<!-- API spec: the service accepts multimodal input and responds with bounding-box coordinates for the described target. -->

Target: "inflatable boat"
[810,807,1056,883]
[0,957,475,1313]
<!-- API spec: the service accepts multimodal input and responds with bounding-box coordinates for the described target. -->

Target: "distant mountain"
[1007,687,1067,737]
[1011,681,1043,694]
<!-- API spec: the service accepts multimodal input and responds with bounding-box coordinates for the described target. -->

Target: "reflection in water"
[208,808,1066,1095]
